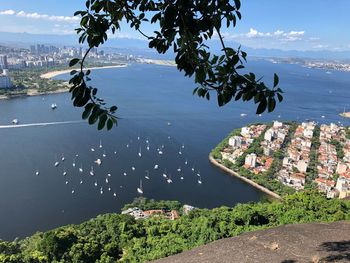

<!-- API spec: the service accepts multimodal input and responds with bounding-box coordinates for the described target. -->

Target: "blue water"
[0,60,349,240]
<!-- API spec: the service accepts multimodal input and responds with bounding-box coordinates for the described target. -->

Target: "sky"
[0,0,349,51]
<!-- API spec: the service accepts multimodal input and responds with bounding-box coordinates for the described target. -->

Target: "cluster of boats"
[35,130,204,198]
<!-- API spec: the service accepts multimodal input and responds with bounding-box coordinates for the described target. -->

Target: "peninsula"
[210,121,350,199]
[340,111,350,118]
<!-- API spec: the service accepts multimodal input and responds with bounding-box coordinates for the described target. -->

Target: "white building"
[228,136,242,148]
[0,69,12,89]
[245,153,257,168]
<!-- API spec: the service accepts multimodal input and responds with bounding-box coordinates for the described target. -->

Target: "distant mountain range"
[1,31,350,61]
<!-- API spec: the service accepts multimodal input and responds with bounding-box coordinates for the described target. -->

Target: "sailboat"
[123,172,127,176]
[167,175,173,184]
[35,170,39,176]
[138,147,142,157]
[72,158,76,167]
[107,173,111,177]
[102,151,106,158]
[62,167,67,176]
[54,160,60,167]
[178,148,182,155]
[99,140,103,148]
[137,179,144,194]
[80,180,83,184]
[90,166,94,176]
[94,181,98,187]
[146,143,150,151]
[162,169,167,178]
[182,143,185,149]
[197,176,202,184]
[180,175,184,180]
[131,166,136,171]
[61,154,65,162]
[145,170,150,180]
[91,147,95,152]
[79,164,83,173]
[177,167,182,172]
[71,190,75,194]
[105,178,109,184]
[100,187,103,194]
[113,192,117,197]
[196,170,201,177]
[94,159,102,166]
[185,159,188,165]
[154,164,159,170]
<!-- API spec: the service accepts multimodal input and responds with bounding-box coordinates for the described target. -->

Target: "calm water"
[0,60,349,240]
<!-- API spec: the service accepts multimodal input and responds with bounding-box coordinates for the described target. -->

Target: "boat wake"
[0,120,84,129]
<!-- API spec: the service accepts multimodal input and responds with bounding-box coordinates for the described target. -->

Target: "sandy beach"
[136,58,176,67]
[40,64,128,79]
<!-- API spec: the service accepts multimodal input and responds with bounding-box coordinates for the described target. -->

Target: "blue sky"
[0,0,348,51]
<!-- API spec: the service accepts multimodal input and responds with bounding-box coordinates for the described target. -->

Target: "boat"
[65,180,68,185]
[35,170,39,176]
[108,187,111,191]
[162,169,167,178]
[321,115,325,118]
[80,180,83,184]
[167,175,173,184]
[146,144,150,151]
[198,176,202,184]
[138,147,142,157]
[167,122,171,126]
[131,166,136,171]
[90,166,94,176]
[191,166,195,172]
[91,147,95,152]
[79,164,83,173]
[145,170,150,180]
[100,187,103,194]
[178,148,182,155]
[137,135,140,140]
[126,144,129,148]
[12,119,18,125]
[99,140,103,148]
[105,178,109,184]
[102,151,106,158]
[196,171,201,177]
[51,103,57,110]
[185,159,188,165]
[181,143,185,149]
[113,192,117,197]
[94,181,98,187]
[71,190,75,194]
[61,154,65,162]
[94,159,102,165]
[137,179,144,194]
[123,172,127,176]
[54,161,60,167]
[154,164,159,170]
[107,173,111,177]
[72,158,76,167]
[180,176,184,180]
[168,136,171,139]
[240,113,247,117]
[63,168,67,176]
[114,151,117,154]
[177,167,181,172]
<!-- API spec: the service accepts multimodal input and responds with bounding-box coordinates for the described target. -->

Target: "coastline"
[40,64,128,79]
[136,59,176,67]
[209,154,282,200]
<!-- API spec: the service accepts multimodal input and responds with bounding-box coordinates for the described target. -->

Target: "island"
[210,121,350,199]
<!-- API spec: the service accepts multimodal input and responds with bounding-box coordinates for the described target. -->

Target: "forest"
[1,191,349,262]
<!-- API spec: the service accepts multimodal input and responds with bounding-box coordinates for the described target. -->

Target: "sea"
[0,60,349,240]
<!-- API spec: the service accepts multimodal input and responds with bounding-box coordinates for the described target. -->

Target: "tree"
[70,0,284,130]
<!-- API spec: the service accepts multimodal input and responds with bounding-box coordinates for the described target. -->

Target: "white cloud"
[313,44,329,49]
[0,9,79,23]
[244,28,305,41]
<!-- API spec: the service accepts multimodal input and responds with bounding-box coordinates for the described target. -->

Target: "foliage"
[329,139,345,160]
[122,197,182,212]
[70,0,284,130]
[1,192,349,262]
[306,125,320,186]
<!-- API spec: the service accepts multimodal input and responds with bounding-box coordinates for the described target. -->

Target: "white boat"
[167,175,173,184]
[168,136,171,139]
[72,159,76,167]
[94,181,98,187]
[107,173,111,177]
[108,187,111,191]
[100,187,103,194]
[185,159,188,165]
[114,151,117,154]
[145,170,150,180]
[181,143,185,149]
[240,113,247,117]
[177,167,181,172]
[61,154,65,162]
[180,176,184,180]
[178,148,182,155]
[131,166,136,171]
[198,178,202,184]
[105,178,109,184]
[99,140,103,148]
[126,144,129,148]
[71,190,75,194]
[79,164,83,173]
[163,169,167,178]
[167,122,171,126]
[80,180,83,184]
[137,135,140,140]
[65,180,68,185]
[91,147,95,152]
[158,150,163,155]
[90,166,94,176]
[51,103,57,110]
[321,115,325,118]
[123,172,127,176]
[154,164,159,170]
[113,192,117,197]
[196,171,201,177]
[146,145,150,151]
[54,161,60,167]
[137,179,143,194]
[35,170,39,176]
[94,159,102,166]
[63,168,67,176]
[102,151,106,158]
[138,147,142,157]
[191,166,195,172]
[12,119,18,125]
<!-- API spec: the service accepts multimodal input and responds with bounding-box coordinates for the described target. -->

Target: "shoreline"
[209,154,282,200]
[40,64,128,79]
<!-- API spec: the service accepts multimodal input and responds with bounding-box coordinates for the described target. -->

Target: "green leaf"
[273,73,279,88]
[98,114,108,130]
[107,118,114,130]
[256,99,267,114]
[69,58,80,67]
[277,93,283,102]
[268,97,276,112]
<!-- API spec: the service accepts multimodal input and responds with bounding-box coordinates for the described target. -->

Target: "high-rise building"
[0,55,8,69]
[0,69,12,89]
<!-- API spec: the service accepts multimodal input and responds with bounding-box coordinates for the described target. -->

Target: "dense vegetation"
[0,191,349,262]
[122,197,182,212]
